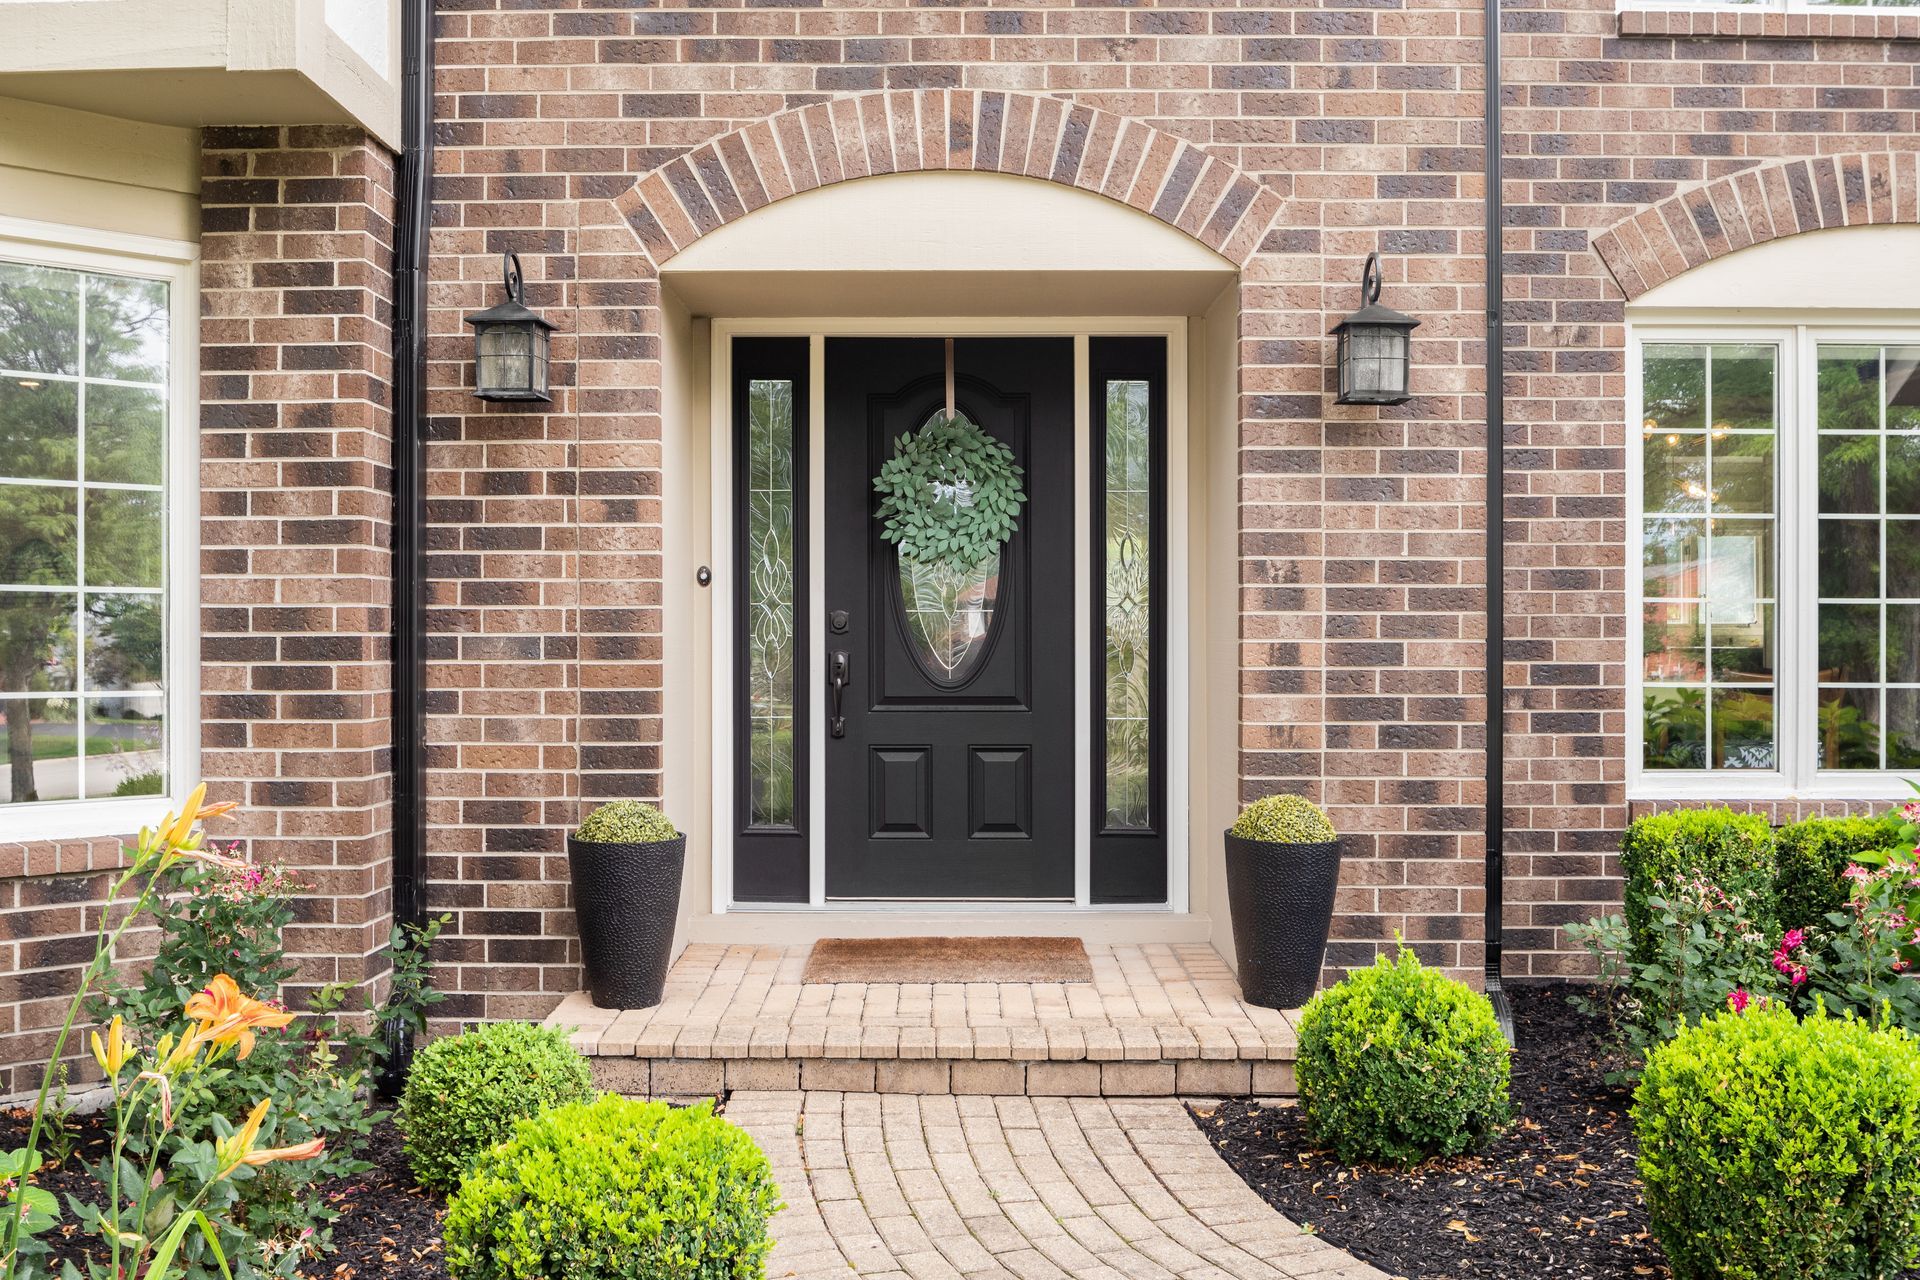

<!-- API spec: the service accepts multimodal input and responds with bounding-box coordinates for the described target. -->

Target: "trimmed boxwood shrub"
[1295,950,1511,1165]
[1230,794,1335,844]
[445,1095,782,1280]
[400,1021,595,1192]
[1774,813,1904,932]
[1635,1002,1920,1280]
[576,799,677,844]
[1620,807,1774,963]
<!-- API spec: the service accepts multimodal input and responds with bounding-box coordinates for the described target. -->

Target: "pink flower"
[1727,988,1751,1014]
[1780,928,1806,953]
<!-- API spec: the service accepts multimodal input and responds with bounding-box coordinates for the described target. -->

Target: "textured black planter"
[1223,832,1344,1010]
[565,833,686,1009]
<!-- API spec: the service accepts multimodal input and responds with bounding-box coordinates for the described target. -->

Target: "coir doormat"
[801,935,1093,984]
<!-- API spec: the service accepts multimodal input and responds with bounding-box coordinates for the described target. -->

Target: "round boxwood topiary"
[445,1094,783,1280]
[576,800,678,844]
[1635,1001,1920,1280]
[1296,949,1511,1165]
[1230,794,1336,844]
[400,1021,595,1192]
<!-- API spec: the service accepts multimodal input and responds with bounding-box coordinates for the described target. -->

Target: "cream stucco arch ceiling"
[660,170,1239,317]
[1628,224,1920,317]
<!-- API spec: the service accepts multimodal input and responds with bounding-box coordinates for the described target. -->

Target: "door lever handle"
[829,650,850,739]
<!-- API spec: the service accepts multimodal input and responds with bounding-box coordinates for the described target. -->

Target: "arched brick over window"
[1591,151,1920,301]
[611,89,1281,270]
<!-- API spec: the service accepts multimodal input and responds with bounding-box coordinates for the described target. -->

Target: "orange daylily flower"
[138,783,240,862]
[91,1015,130,1078]
[184,975,296,1060]
[215,1099,325,1177]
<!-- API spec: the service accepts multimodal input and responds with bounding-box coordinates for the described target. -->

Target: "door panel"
[824,337,1075,900]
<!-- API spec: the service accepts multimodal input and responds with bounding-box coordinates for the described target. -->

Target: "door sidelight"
[828,650,849,739]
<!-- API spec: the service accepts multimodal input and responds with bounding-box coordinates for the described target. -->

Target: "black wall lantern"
[466,252,554,402]
[1332,251,1420,406]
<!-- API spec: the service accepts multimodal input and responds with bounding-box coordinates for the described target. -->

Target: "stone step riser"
[590,1055,1297,1098]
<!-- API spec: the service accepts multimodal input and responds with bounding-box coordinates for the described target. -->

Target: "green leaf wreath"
[873,411,1026,569]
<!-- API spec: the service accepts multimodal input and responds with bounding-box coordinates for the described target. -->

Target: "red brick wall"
[1499,6,1920,976]
[197,125,400,1001]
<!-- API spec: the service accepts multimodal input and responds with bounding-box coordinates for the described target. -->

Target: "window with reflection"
[1640,343,1778,772]
[745,377,797,828]
[0,258,171,811]
[1103,379,1152,828]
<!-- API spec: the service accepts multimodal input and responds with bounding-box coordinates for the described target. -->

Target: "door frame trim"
[709,317,1191,915]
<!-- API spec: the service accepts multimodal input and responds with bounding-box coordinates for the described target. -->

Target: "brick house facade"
[0,0,1916,1091]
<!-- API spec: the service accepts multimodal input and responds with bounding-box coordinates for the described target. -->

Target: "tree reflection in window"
[1814,344,1920,770]
[0,260,168,806]
[1640,343,1778,770]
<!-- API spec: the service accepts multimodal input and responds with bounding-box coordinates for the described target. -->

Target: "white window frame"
[0,215,200,842]
[1630,320,1920,801]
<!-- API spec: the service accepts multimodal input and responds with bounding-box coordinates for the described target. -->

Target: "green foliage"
[1775,814,1905,932]
[1295,950,1511,1166]
[399,1022,595,1193]
[1635,1002,1920,1280]
[1564,875,1783,1078]
[445,1095,782,1280]
[575,800,678,845]
[1619,808,1775,964]
[96,857,451,1274]
[872,412,1026,571]
[112,769,165,796]
[1230,794,1336,844]
[1802,796,1920,1031]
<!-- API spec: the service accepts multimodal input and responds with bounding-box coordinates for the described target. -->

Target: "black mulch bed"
[0,1110,448,1279]
[1191,982,1669,1280]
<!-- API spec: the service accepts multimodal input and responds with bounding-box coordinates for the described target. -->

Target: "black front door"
[824,338,1075,899]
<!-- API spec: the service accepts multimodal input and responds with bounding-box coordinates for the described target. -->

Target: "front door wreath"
[872,411,1027,570]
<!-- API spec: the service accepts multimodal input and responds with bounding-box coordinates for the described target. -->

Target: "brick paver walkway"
[725,1091,1388,1280]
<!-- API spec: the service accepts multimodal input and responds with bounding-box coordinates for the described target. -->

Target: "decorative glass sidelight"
[1102,379,1152,829]
[745,377,797,827]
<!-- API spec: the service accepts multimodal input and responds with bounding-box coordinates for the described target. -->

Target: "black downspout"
[381,0,435,1097]
[1483,0,1513,1045]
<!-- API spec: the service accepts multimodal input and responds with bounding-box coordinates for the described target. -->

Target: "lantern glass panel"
[475,323,549,399]
[1344,323,1408,402]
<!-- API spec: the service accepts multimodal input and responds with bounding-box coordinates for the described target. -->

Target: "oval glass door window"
[897,552,1000,685]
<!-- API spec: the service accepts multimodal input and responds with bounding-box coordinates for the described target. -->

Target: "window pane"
[1888,347,1920,431]
[84,488,163,588]
[0,697,79,804]
[0,483,78,586]
[0,592,77,693]
[0,262,79,376]
[83,593,163,691]
[0,379,78,482]
[1819,347,1881,432]
[745,378,795,829]
[1818,434,1879,514]
[84,274,168,384]
[1820,519,1880,599]
[1819,603,1881,684]
[1104,379,1151,830]
[87,694,165,798]
[86,385,165,486]
[1640,343,1777,772]
[1887,689,1920,769]
[1817,688,1882,770]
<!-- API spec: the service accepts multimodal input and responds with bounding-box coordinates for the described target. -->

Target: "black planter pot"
[1222,832,1344,1010]
[565,833,686,1009]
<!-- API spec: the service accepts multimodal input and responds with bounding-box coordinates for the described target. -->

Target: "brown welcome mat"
[802,936,1093,984]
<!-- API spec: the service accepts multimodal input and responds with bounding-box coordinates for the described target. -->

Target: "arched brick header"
[610,89,1282,271]
[1592,151,1920,301]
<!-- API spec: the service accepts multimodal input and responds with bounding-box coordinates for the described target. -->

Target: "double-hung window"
[0,225,196,838]
[1633,326,1920,794]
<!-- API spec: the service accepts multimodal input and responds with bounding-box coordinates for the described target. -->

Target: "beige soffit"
[1630,224,1920,315]
[661,171,1240,317]
[0,95,200,239]
[0,0,399,147]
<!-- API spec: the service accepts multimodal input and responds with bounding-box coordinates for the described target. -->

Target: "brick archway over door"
[1591,152,1920,301]
[608,90,1282,270]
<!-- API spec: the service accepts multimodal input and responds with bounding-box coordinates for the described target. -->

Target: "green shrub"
[1635,1002,1920,1280]
[445,1095,782,1280]
[576,799,678,844]
[1620,807,1774,963]
[1230,793,1336,844]
[399,1021,595,1192]
[111,769,163,796]
[1295,950,1511,1165]
[1775,813,1903,931]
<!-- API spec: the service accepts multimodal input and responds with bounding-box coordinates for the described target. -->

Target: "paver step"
[546,942,1300,1098]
